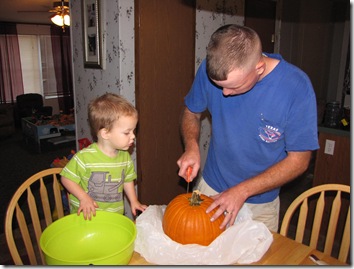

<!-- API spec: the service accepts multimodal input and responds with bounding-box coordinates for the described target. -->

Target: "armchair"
[15,93,53,125]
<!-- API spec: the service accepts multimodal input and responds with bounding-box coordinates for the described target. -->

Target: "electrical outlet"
[324,139,335,155]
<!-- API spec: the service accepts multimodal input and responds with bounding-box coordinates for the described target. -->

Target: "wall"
[70,0,135,218]
[71,0,135,141]
[279,0,350,107]
[69,0,246,215]
[69,0,350,215]
[44,98,60,115]
[195,0,244,171]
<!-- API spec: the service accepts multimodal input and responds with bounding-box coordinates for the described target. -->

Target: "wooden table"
[128,233,347,265]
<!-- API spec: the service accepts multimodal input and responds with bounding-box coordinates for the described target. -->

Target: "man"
[177,24,319,232]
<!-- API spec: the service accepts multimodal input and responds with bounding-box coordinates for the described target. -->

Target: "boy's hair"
[88,93,138,142]
[206,24,262,81]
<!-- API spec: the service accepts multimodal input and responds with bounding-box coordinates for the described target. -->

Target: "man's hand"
[177,151,200,182]
[206,186,247,229]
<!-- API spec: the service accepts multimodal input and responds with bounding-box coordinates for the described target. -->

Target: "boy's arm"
[61,176,98,219]
[123,181,147,216]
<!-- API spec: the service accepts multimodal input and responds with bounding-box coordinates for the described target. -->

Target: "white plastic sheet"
[134,205,273,265]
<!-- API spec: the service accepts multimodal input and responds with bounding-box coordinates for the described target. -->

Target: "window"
[39,35,58,98]
[17,34,57,98]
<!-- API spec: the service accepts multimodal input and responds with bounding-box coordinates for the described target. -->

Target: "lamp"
[51,13,70,26]
[50,1,70,31]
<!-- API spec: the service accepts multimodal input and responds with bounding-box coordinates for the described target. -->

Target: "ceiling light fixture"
[50,1,70,31]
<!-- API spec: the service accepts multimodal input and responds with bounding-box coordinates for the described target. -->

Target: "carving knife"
[309,254,328,265]
[186,166,192,193]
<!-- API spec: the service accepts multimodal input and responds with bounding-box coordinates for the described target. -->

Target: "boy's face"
[106,115,138,150]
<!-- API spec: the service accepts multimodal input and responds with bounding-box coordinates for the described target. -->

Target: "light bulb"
[51,14,64,26]
[64,14,70,26]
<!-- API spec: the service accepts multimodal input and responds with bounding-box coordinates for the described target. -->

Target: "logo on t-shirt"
[87,171,124,202]
[259,124,281,143]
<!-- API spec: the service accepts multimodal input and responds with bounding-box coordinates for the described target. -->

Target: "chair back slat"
[5,216,21,264]
[324,190,342,255]
[295,198,308,242]
[5,168,65,265]
[39,177,54,227]
[15,203,37,265]
[53,173,65,219]
[280,183,350,264]
[28,178,51,264]
[338,207,350,262]
[309,191,325,249]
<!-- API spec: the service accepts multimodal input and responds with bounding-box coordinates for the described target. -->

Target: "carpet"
[0,127,76,234]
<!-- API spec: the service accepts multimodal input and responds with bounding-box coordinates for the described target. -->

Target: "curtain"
[50,26,73,114]
[0,22,24,104]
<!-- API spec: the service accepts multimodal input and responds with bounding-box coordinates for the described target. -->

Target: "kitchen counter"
[313,125,350,186]
[312,124,350,247]
[318,125,350,137]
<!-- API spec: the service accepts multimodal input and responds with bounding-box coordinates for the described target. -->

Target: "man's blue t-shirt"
[185,53,319,204]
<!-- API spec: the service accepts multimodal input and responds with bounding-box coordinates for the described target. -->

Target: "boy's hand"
[78,196,99,220]
[131,201,148,216]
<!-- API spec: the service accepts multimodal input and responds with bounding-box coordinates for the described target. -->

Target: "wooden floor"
[0,224,39,265]
[0,232,13,265]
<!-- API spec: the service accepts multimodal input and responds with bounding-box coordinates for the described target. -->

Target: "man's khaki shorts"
[195,177,279,232]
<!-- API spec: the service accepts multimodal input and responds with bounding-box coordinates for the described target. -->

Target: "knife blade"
[186,166,192,193]
[309,254,328,265]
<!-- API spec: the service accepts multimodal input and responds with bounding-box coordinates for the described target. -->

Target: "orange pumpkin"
[162,190,225,246]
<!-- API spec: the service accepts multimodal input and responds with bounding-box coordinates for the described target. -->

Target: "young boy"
[60,93,147,220]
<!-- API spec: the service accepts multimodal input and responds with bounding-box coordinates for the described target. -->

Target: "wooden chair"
[280,183,350,263]
[5,168,66,265]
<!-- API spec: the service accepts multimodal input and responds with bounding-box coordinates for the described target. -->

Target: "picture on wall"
[83,0,102,69]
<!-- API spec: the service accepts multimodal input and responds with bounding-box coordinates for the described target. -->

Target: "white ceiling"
[0,0,62,25]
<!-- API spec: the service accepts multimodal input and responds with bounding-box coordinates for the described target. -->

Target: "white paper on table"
[134,204,273,265]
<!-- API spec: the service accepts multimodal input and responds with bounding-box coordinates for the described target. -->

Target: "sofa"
[0,103,15,137]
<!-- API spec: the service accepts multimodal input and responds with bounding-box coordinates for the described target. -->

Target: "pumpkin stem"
[188,190,204,206]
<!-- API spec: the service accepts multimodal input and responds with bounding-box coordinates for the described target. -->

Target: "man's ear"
[256,60,266,75]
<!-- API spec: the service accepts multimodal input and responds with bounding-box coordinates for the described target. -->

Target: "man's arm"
[207,150,313,229]
[177,106,202,181]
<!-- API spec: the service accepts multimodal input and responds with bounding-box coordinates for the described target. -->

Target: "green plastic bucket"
[40,211,136,265]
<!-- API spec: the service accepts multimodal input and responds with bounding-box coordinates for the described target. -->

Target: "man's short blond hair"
[206,24,262,81]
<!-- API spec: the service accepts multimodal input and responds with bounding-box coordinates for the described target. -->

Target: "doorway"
[245,0,277,53]
[134,0,196,205]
